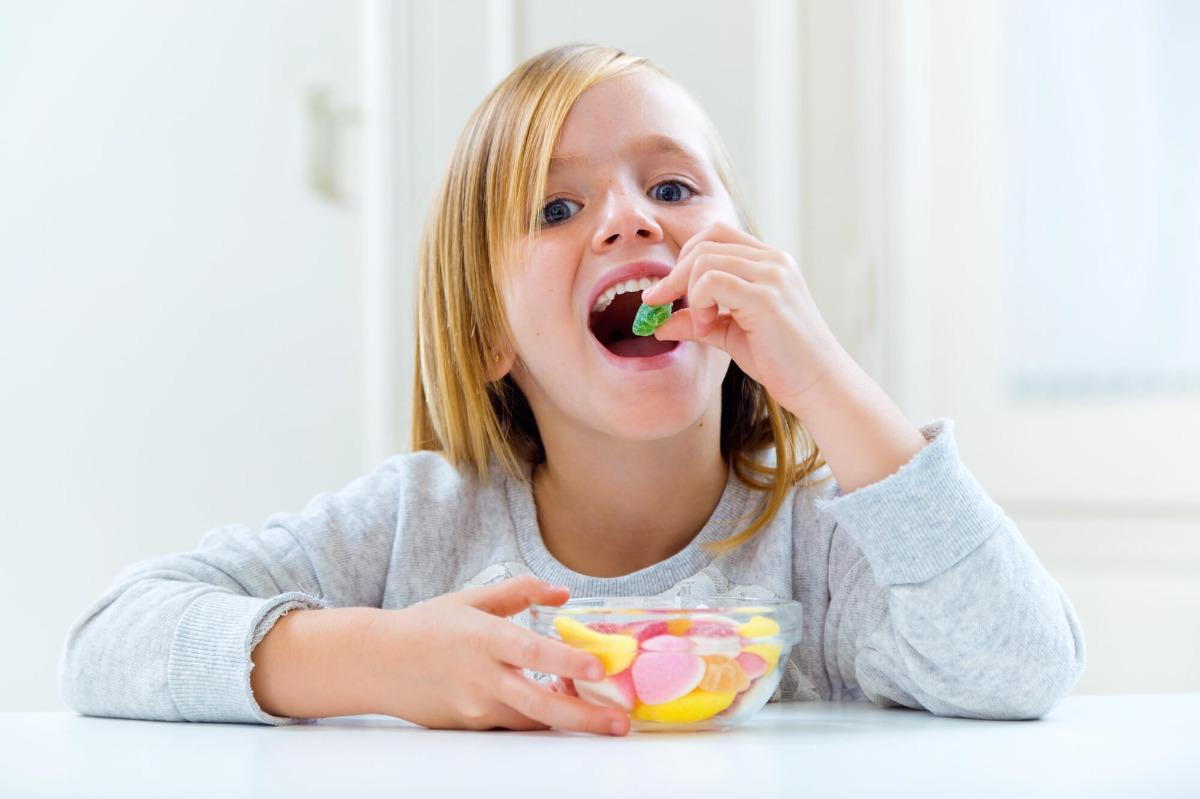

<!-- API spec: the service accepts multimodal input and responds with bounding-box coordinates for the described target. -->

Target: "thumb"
[654,307,732,350]
[460,575,570,618]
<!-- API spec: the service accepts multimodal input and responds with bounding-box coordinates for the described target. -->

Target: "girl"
[60,44,1084,738]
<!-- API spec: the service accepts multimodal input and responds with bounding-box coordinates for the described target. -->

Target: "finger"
[498,670,628,736]
[683,265,771,337]
[684,271,770,339]
[653,307,736,351]
[488,621,607,682]
[492,710,552,729]
[483,672,565,732]
[677,222,766,267]
[461,575,569,618]
[474,697,553,732]
[682,252,773,332]
[657,271,768,343]
[643,242,771,306]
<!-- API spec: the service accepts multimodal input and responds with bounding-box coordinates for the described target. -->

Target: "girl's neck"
[530,404,728,579]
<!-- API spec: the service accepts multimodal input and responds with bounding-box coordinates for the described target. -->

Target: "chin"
[593,391,715,442]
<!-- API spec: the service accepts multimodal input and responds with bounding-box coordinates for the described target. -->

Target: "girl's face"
[501,71,739,443]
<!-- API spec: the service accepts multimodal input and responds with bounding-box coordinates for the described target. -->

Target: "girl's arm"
[645,221,1084,718]
[808,416,1086,719]
[59,456,407,725]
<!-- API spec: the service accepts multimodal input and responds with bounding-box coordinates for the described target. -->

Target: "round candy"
[689,636,742,656]
[688,614,741,637]
[631,688,737,724]
[698,655,751,694]
[665,618,692,635]
[574,669,636,712]
[621,620,670,642]
[631,652,705,705]
[719,668,780,718]
[641,634,692,652]
[741,642,782,674]
[737,614,781,639]
[735,651,769,680]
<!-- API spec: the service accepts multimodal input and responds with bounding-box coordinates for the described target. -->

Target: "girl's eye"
[541,197,581,226]
[650,180,695,203]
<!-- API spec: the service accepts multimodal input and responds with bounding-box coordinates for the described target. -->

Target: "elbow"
[59,641,90,716]
[957,614,1087,721]
[971,663,1079,720]
[58,591,133,719]
[58,611,104,716]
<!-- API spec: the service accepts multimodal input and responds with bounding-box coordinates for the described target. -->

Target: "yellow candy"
[632,688,737,724]
[741,643,782,674]
[553,617,637,675]
[737,615,780,639]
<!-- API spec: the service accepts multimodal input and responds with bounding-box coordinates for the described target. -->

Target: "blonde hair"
[413,43,827,555]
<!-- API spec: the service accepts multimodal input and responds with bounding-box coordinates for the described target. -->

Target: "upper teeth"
[591,276,662,313]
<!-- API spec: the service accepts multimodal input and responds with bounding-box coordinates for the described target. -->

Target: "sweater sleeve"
[59,455,408,726]
[814,418,1086,720]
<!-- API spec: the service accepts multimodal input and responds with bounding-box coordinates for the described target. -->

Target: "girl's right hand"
[370,575,629,736]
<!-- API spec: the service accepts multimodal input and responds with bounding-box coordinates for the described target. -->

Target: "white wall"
[872,0,1200,693]
[0,1,369,710]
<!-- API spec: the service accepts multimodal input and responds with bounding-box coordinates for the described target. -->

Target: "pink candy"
[621,620,671,642]
[574,669,637,712]
[641,634,692,652]
[631,652,705,705]
[735,651,769,679]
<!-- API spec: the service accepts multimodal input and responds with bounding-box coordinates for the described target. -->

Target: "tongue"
[608,337,677,358]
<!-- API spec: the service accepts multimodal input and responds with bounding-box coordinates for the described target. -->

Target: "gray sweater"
[60,417,1085,725]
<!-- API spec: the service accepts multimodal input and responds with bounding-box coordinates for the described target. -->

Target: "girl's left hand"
[641,222,849,412]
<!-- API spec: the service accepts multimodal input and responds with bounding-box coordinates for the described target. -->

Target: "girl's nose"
[591,190,664,251]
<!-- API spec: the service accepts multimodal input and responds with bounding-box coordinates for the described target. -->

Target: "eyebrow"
[548,134,704,173]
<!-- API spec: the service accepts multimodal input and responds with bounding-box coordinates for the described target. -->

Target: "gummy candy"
[735,651,769,679]
[665,618,692,636]
[738,615,781,638]
[632,652,705,704]
[740,642,782,673]
[698,655,752,693]
[551,609,790,729]
[631,302,672,336]
[631,689,737,723]
[554,617,637,675]
[575,669,637,712]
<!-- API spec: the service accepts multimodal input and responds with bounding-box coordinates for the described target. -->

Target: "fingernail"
[611,719,625,736]
[588,664,603,680]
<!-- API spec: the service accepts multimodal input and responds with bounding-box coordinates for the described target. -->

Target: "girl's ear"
[486,348,516,382]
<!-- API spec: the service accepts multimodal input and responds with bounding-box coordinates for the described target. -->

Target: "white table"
[2,695,1197,798]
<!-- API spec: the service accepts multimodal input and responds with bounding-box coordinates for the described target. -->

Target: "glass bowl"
[529,596,801,732]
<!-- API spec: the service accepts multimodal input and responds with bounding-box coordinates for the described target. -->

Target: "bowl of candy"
[529,596,801,732]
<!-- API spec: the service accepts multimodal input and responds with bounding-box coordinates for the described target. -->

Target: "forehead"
[549,72,712,174]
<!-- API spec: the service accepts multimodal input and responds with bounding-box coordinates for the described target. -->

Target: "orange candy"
[665,618,692,636]
[698,655,751,693]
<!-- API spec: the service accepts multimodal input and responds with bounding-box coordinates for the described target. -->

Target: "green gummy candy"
[631,302,673,336]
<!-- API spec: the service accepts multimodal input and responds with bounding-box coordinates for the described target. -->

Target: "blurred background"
[1,0,1197,711]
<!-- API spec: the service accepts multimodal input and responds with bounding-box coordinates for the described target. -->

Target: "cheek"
[504,253,576,352]
[666,201,743,244]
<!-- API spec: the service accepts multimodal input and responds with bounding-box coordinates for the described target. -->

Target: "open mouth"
[588,287,687,358]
